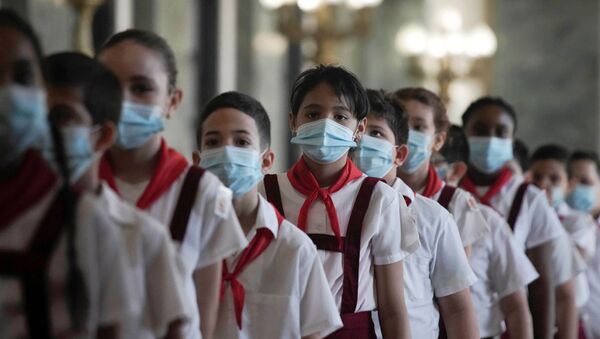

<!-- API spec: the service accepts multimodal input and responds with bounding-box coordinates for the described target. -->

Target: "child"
[194,91,342,338]
[529,144,595,338]
[435,125,539,339]
[567,150,600,217]
[260,65,414,338]
[352,90,479,338]
[43,51,189,339]
[0,9,130,338]
[97,29,248,339]
[460,96,577,339]
[392,87,489,258]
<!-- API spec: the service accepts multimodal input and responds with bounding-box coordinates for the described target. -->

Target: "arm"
[500,289,534,339]
[193,262,222,339]
[437,288,479,339]
[97,325,119,339]
[163,319,186,339]
[555,278,578,339]
[375,261,411,339]
[526,243,555,339]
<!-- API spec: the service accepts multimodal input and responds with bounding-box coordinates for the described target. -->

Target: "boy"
[42,52,189,339]
[392,87,490,258]
[435,125,540,339]
[460,96,578,339]
[352,90,479,339]
[567,151,600,216]
[260,65,415,338]
[194,91,342,338]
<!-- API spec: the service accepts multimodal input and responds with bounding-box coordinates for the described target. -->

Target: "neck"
[466,165,500,186]
[108,136,162,184]
[383,167,398,186]
[302,154,347,188]
[398,162,430,192]
[78,161,101,194]
[233,189,260,235]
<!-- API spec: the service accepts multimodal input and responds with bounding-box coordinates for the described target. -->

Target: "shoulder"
[413,194,454,231]
[452,187,480,211]
[276,220,319,255]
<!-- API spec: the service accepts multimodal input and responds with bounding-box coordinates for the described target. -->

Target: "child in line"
[194,91,342,338]
[43,52,189,339]
[0,9,130,338]
[460,96,578,339]
[260,65,416,338]
[97,29,248,339]
[352,90,479,339]
[435,125,539,339]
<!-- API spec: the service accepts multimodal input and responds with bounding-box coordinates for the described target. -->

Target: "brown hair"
[391,87,449,133]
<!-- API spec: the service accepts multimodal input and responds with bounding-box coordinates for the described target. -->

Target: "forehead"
[468,104,514,127]
[46,86,91,126]
[530,159,566,174]
[366,113,392,130]
[570,159,598,175]
[202,107,258,132]
[401,99,434,120]
[301,82,350,107]
[0,27,39,74]
[98,40,168,84]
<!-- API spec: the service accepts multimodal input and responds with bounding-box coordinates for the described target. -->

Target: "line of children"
[434,125,539,339]
[351,90,479,339]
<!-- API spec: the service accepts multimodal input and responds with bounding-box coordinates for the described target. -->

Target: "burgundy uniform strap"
[0,189,77,339]
[340,177,381,314]
[437,185,457,210]
[170,166,205,242]
[263,174,285,217]
[307,234,345,252]
[507,183,529,230]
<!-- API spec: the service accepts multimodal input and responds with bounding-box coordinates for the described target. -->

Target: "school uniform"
[0,150,131,338]
[100,139,247,339]
[583,220,600,338]
[215,195,342,338]
[469,204,539,338]
[392,178,477,339]
[420,166,490,247]
[260,158,418,338]
[98,183,189,339]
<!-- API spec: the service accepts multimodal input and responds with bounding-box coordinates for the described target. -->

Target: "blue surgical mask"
[566,184,597,212]
[468,137,513,174]
[400,129,432,174]
[549,186,565,208]
[116,101,164,149]
[435,164,448,181]
[42,126,96,184]
[353,135,395,178]
[291,119,357,164]
[200,146,264,198]
[0,85,48,165]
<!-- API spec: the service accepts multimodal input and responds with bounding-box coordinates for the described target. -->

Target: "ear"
[432,131,447,152]
[93,122,117,153]
[261,148,276,174]
[354,117,367,142]
[523,169,533,182]
[165,88,184,119]
[394,144,409,167]
[448,161,468,183]
[192,150,201,166]
[288,112,296,134]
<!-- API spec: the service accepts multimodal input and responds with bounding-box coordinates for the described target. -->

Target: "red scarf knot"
[421,164,444,198]
[460,166,513,206]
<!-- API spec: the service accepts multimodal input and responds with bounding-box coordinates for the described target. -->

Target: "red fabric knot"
[460,166,513,206]
[287,157,363,250]
[421,164,444,198]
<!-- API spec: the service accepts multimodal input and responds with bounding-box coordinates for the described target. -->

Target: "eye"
[13,61,35,86]
[130,83,153,96]
[334,113,349,121]
[204,138,219,148]
[369,130,383,138]
[305,111,319,119]
[235,138,251,147]
[550,175,560,184]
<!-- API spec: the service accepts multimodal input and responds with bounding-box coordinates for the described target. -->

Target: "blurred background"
[1,0,598,172]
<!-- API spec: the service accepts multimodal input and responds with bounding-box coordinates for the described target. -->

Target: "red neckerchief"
[287,157,363,248]
[421,164,444,198]
[460,166,513,206]
[0,149,58,229]
[99,138,189,210]
[221,206,283,329]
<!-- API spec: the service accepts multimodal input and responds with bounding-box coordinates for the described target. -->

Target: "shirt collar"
[100,182,138,226]
[247,195,280,241]
[392,177,415,201]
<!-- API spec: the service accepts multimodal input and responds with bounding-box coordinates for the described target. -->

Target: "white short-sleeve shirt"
[583,223,600,337]
[0,187,130,338]
[99,184,189,339]
[116,167,248,339]
[429,183,490,247]
[215,195,343,338]
[393,179,477,339]
[469,204,539,337]
[258,173,408,312]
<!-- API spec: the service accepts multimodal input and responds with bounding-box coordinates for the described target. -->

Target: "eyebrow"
[302,103,350,111]
[129,75,156,83]
[203,129,252,137]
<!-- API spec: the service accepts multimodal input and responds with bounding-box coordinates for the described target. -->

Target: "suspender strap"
[507,183,529,230]
[263,174,285,217]
[169,166,205,242]
[0,189,75,339]
[437,185,457,210]
[307,234,345,252]
[340,177,380,314]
